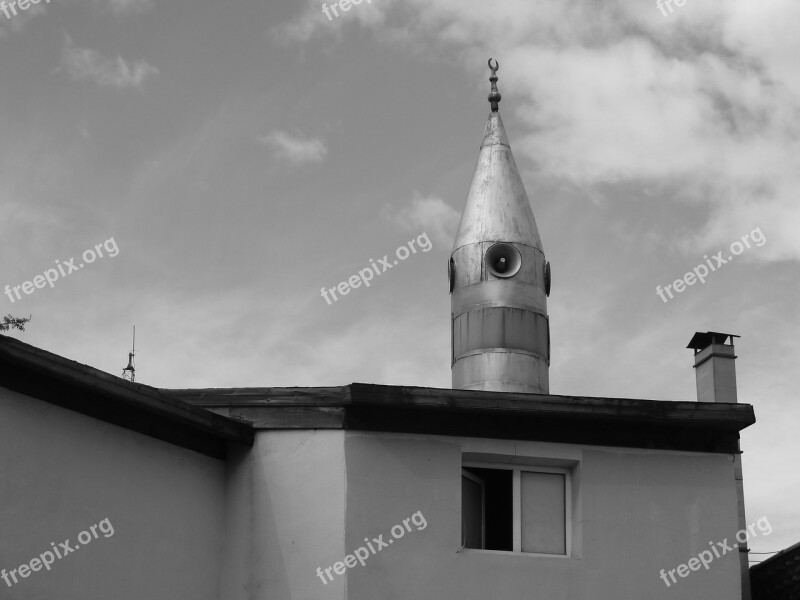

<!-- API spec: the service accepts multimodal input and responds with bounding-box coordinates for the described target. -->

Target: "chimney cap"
[686,331,740,351]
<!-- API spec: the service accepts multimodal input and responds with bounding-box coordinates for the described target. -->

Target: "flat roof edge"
[0,336,254,451]
[171,383,754,453]
[166,382,755,429]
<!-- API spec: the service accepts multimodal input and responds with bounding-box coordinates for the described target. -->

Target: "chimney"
[686,331,751,599]
[686,331,739,403]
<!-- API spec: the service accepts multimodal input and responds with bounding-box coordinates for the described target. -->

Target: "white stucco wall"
[218,430,347,600]
[341,432,742,600]
[0,386,227,600]
[231,428,743,600]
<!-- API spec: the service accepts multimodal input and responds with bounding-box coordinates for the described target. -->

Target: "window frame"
[462,461,572,558]
[461,468,486,549]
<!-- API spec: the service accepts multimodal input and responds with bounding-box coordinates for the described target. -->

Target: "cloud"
[95,0,155,14]
[61,35,159,91]
[276,0,800,261]
[0,0,151,36]
[384,193,460,246]
[270,0,387,44]
[0,0,47,36]
[258,130,328,165]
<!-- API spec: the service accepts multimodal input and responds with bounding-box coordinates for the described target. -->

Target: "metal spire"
[488,58,501,112]
[452,59,542,251]
[449,59,550,394]
[121,326,136,383]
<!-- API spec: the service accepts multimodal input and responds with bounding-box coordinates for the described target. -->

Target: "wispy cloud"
[278,0,800,261]
[0,0,151,37]
[94,0,155,15]
[0,0,47,36]
[258,130,328,165]
[270,0,386,44]
[384,193,459,246]
[61,35,159,91]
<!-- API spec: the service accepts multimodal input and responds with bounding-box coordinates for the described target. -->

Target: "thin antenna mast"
[122,326,136,382]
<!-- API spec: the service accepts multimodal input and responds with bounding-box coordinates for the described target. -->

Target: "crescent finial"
[487,58,501,112]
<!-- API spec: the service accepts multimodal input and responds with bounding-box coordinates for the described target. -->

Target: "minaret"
[449,59,551,394]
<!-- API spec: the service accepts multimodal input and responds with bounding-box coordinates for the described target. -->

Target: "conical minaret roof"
[452,62,543,252]
[449,59,550,394]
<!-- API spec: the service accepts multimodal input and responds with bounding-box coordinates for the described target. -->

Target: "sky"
[1,0,798,561]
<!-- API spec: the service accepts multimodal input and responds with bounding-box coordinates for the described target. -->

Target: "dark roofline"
[0,336,254,459]
[169,382,755,453]
[1,333,754,456]
[749,540,800,600]
[750,540,800,573]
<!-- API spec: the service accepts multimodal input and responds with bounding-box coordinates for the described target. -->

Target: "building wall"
[341,431,742,600]
[232,428,743,600]
[0,380,748,600]
[0,386,227,600]
[218,429,348,600]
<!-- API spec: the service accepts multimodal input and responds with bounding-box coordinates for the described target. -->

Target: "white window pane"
[520,471,565,554]
[462,473,484,549]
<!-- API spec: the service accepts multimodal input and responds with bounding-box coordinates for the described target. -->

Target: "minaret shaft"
[450,60,550,394]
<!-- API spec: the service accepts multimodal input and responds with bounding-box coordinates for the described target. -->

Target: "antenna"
[121,326,136,383]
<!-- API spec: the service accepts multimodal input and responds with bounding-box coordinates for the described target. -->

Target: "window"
[461,464,570,555]
[461,469,485,549]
